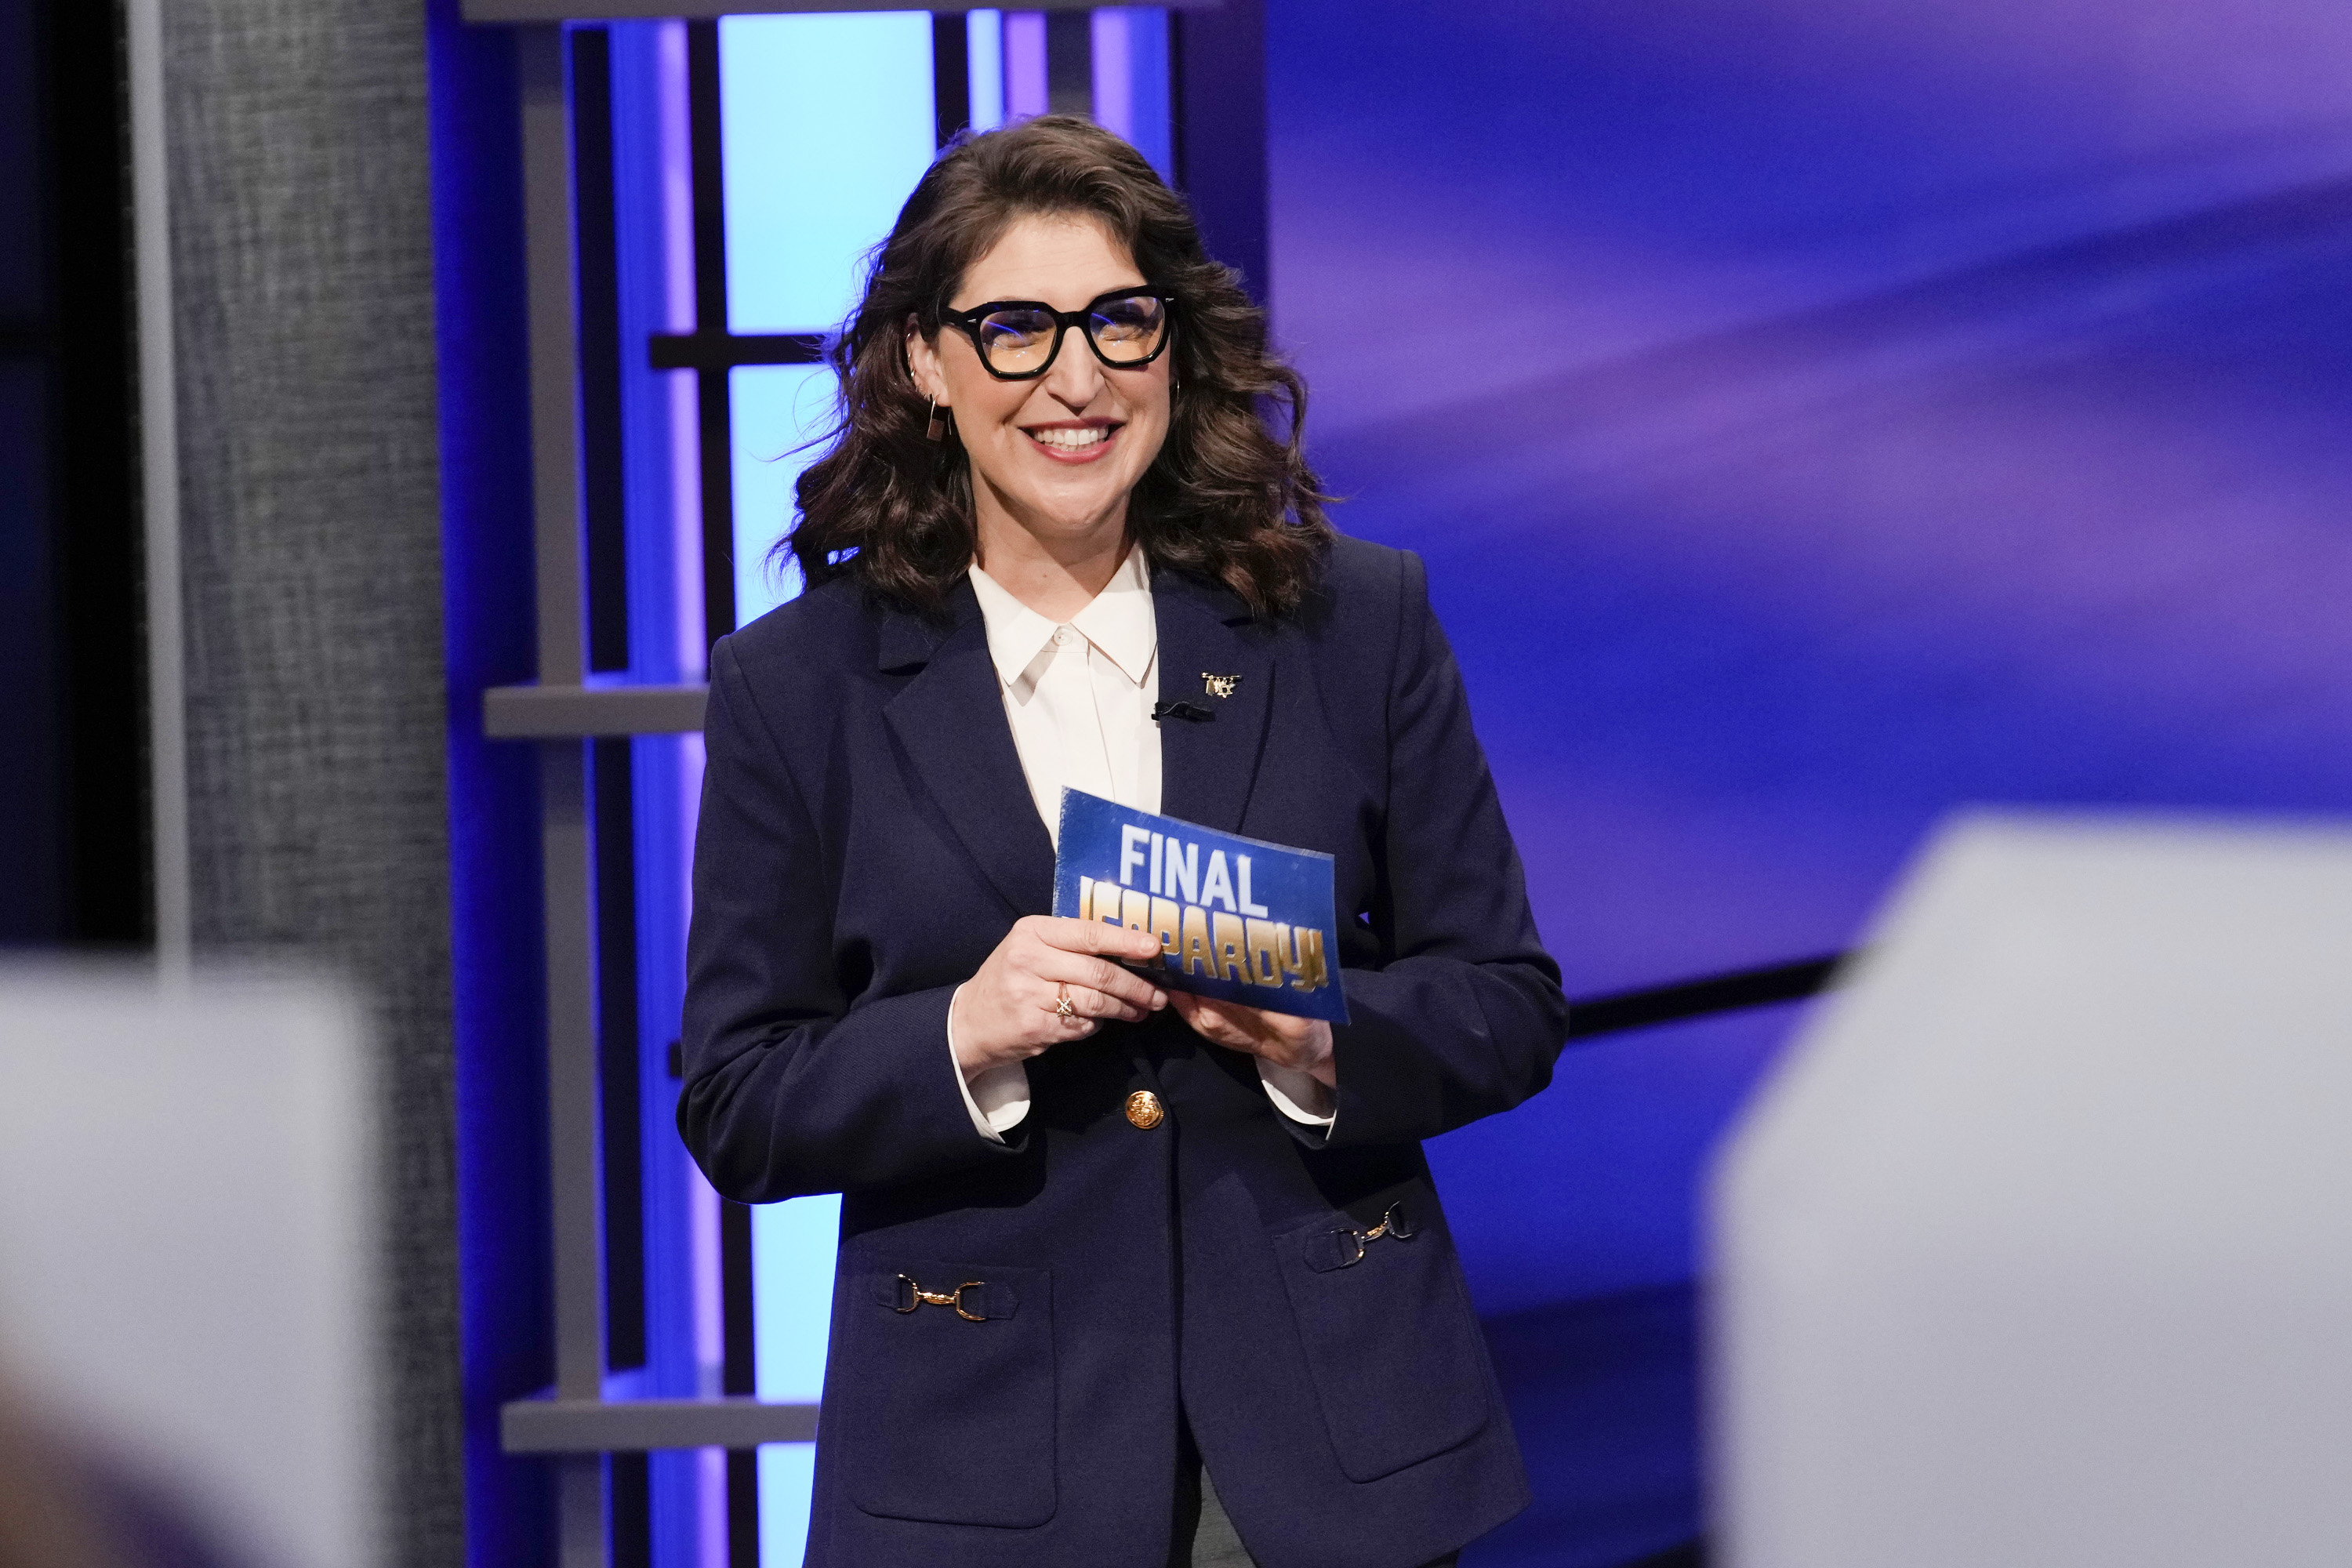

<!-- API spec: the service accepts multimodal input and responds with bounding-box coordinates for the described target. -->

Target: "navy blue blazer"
[680,534,1569,1568]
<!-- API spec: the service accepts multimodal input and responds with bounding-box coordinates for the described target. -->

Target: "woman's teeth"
[1029,426,1110,451]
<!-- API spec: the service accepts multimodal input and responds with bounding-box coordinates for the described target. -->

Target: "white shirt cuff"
[1258,1058,1336,1129]
[948,984,1031,1142]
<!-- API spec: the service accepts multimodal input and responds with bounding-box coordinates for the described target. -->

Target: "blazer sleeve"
[677,637,1022,1203]
[1319,551,1571,1148]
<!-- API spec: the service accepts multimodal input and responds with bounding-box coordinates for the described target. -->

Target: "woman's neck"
[971,501,1133,622]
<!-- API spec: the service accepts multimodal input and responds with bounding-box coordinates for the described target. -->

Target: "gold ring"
[1054,984,1076,1020]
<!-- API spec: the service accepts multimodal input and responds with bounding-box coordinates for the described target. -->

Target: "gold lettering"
[1244,917,1281,989]
[1291,926,1329,992]
[1121,886,1152,934]
[1273,923,1329,993]
[1214,912,1250,984]
[1151,897,1181,966]
[1179,903,1214,977]
[1077,876,1095,924]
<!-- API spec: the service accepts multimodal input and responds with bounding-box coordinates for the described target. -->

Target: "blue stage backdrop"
[1265,1,2352,1562]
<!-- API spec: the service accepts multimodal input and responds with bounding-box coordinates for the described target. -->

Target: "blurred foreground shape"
[0,965,381,1568]
[1712,813,2352,1567]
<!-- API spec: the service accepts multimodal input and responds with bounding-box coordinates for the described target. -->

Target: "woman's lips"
[1022,423,1121,464]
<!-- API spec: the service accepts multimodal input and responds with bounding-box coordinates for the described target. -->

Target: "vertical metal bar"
[684,21,737,652]
[594,739,648,1372]
[727,1449,760,1568]
[931,16,971,147]
[521,15,605,1398]
[540,739,606,1403]
[559,1456,608,1568]
[125,0,191,981]
[1044,9,1091,118]
[573,25,635,680]
[522,24,587,689]
[721,1197,759,1560]
[521,22,610,1565]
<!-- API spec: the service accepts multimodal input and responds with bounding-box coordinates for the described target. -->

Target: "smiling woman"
[786,115,1330,619]
[679,114,1569,1568]
[909,214,1176,621]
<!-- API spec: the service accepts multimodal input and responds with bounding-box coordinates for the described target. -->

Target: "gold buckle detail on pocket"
[1330,1203,1417,1269]
[894,1273,989,1322]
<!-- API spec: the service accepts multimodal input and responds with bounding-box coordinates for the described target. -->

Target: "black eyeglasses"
[938,288,1174,380]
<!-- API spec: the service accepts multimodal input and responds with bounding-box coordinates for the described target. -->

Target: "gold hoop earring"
[924,397,949,443]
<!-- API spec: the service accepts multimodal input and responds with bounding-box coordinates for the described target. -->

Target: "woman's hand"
[951,917,1169,1077]
[1169,994,1337,1091]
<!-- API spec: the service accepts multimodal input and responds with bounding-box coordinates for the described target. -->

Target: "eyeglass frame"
[935,287,1178,381]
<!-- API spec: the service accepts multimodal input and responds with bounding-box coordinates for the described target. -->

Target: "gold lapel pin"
[1201,672,1242,699]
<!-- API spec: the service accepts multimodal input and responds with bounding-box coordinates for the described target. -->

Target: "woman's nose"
[1040,336,1105,409]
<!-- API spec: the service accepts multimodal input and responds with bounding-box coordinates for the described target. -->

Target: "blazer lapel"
[1152,568,1275,835]
[881,583,1055,919]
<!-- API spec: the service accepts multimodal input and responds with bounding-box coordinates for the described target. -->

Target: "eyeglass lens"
[974,293,1167,375]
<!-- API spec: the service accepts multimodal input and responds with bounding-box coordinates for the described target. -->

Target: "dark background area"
[0,0,148,950]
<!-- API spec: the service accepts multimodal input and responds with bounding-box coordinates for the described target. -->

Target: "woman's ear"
[905,318,946,408]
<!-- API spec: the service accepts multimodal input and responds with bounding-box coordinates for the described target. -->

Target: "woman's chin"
[1016,504,1129,543]
[983,477,1138,541]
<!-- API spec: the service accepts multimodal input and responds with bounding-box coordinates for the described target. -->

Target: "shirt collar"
[967,546,1157,688]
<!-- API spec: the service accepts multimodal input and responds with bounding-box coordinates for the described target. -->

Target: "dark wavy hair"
[783,115,1333,619]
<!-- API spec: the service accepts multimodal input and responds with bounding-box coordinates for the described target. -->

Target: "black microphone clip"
[1152,700,1214,724]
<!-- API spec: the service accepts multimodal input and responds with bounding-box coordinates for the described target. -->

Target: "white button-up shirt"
[952,547,1335,1138]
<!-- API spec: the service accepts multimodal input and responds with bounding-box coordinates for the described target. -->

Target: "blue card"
[1051,789,1349,1024]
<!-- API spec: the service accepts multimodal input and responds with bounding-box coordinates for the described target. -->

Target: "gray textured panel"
[162,2,459,1563]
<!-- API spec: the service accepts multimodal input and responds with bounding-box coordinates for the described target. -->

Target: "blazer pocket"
[833,1256,1056,1527]
[1271,1190,1493,1482]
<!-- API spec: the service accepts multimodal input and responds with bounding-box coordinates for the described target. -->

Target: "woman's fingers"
[1040,979,1149,1025]
[1168,990,1249,1047]
[1029,915,1165,967]
[952,918,1172,1071]
[1034,949,1165,1014]
[1167,993,1338,1086]
[1020,920,1167,1011]
[1011,917,1169,1012]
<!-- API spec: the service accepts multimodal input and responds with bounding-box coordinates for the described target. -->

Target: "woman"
[681,116,1568,1568]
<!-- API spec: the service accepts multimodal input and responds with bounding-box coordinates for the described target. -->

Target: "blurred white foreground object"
[1712,814,2352,1568]
[0,965,378,1568]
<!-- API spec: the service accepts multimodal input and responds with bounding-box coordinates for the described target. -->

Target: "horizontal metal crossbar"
[502,1394,821,1453]
[649,331,826,372]
[485,682,708,737]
